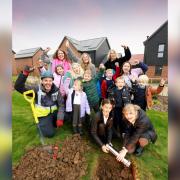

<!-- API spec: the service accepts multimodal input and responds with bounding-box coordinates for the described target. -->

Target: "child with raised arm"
[132,74,166,111]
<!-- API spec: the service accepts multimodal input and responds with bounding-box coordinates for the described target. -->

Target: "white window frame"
[157,44,165,58]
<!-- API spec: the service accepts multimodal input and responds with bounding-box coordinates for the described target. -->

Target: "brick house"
[15,47,44,76]
[129,54,144,64]
[143,21,168,79]
[58,36,111,66]
[12,50,17,75]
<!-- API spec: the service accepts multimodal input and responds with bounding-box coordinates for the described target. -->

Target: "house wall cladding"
[96,40,110,66]
[60,39,82,62]
[144,23,168,66]
[15,50,43,76]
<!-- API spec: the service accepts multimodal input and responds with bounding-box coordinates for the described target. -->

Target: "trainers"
[78,127,83,136]
[135,146,144,156]
[73,126,78,134]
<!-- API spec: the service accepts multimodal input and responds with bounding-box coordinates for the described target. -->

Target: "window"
[155,66,163,76]
[157,44,165,58]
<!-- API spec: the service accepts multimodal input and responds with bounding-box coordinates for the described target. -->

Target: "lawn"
[12,91,168,179]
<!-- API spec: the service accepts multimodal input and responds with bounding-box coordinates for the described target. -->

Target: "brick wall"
[146,65,168,79]
[15,50,43,76]
[12,52,17,75]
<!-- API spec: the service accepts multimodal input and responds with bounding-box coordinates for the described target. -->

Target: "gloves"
[56,119,63,127]
[23,65,35,76]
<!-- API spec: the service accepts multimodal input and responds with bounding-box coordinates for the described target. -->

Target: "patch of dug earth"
[13,134,90,180]
[94,154,134,180]
[152,95,168,112]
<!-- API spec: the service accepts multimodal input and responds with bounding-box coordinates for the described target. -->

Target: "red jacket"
[101,66,120,98]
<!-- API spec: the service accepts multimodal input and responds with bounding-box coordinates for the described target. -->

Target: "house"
[129,54,144,64]
[143,21,168,79]
[12,50,17,75]
[15,47,44,76]
[58,36,111,66]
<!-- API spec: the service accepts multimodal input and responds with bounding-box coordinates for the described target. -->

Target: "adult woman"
[66,40,96,78]
[51,48,71,74]
[103,45,131,71]
[116,104,157,160]
[121,61,148,88]
[91,99,114,153]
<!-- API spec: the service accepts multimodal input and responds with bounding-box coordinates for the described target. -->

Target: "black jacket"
[104,47,131,71]
[124,109,157,147]
[91,111,113,147]
[14,72,64,120]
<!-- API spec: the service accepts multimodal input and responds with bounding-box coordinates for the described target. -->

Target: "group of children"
[29,41,166,157]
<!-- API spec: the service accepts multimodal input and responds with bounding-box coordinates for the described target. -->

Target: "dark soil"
[13,134,89,180]
[94,154,134,180]
[152,95,168,112]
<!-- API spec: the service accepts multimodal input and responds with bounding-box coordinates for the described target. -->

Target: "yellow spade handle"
[23,90,39,124]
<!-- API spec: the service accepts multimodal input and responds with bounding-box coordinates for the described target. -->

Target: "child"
[91,99,114,153]
[82,64,105,113]
[116,104,157,159]
[65,79,90,135]
[101,62,120,99]
[110,77,131,135]
[38,64,67,98]
[132,74,165,111]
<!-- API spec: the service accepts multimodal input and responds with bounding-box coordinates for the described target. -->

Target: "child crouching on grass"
[65,79,90,135]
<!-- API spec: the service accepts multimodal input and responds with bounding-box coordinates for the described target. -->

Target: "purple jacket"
[66,88,90,117]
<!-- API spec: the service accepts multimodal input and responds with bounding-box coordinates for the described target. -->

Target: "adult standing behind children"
[103,45,131,71]
[51,47,71,74]
[65,40,96,78]
[14,66,65,138]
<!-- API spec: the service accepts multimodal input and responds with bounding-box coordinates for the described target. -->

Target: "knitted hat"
[41,71,54,80]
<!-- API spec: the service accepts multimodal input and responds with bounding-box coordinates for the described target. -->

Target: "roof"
[129,54,144,64]
[15,47,43,59]
[12,50,16,54]
[64,36,110,52]
[143,20,168,45]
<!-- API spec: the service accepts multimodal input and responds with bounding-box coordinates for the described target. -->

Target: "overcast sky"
[12,0,167,55]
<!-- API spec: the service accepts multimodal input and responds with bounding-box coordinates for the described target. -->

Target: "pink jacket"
[51,58,71,74]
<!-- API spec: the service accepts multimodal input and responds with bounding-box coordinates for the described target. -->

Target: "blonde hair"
[74,79,83,91]
[71,63,84,79]
[84,69,92,76]
[80,53,93,71]
[138,74,149,86]
[106,68,113,74]
[115,76,125,83]
[122,104,140,115]
[107,49,119,60]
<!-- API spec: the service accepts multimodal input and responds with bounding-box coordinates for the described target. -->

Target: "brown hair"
[53,49,68,61]
[101,98,114,107]
[121,61,132,74]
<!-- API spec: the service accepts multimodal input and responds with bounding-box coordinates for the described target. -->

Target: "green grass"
[12,91,168,179]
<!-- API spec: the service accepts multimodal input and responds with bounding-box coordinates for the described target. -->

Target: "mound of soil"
[13,134,89,180]
[152,95,168,112]
[94,154,134,180]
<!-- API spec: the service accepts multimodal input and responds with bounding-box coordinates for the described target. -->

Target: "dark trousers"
[38,111,57,138]
[98,123,110,144]
[72,104,82,127]
[113,107,126,133]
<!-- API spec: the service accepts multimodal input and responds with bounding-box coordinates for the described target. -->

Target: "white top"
[73,91,81,105]
[103,116,108,124]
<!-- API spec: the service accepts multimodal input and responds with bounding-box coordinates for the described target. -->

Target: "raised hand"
[65,40,70,48]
